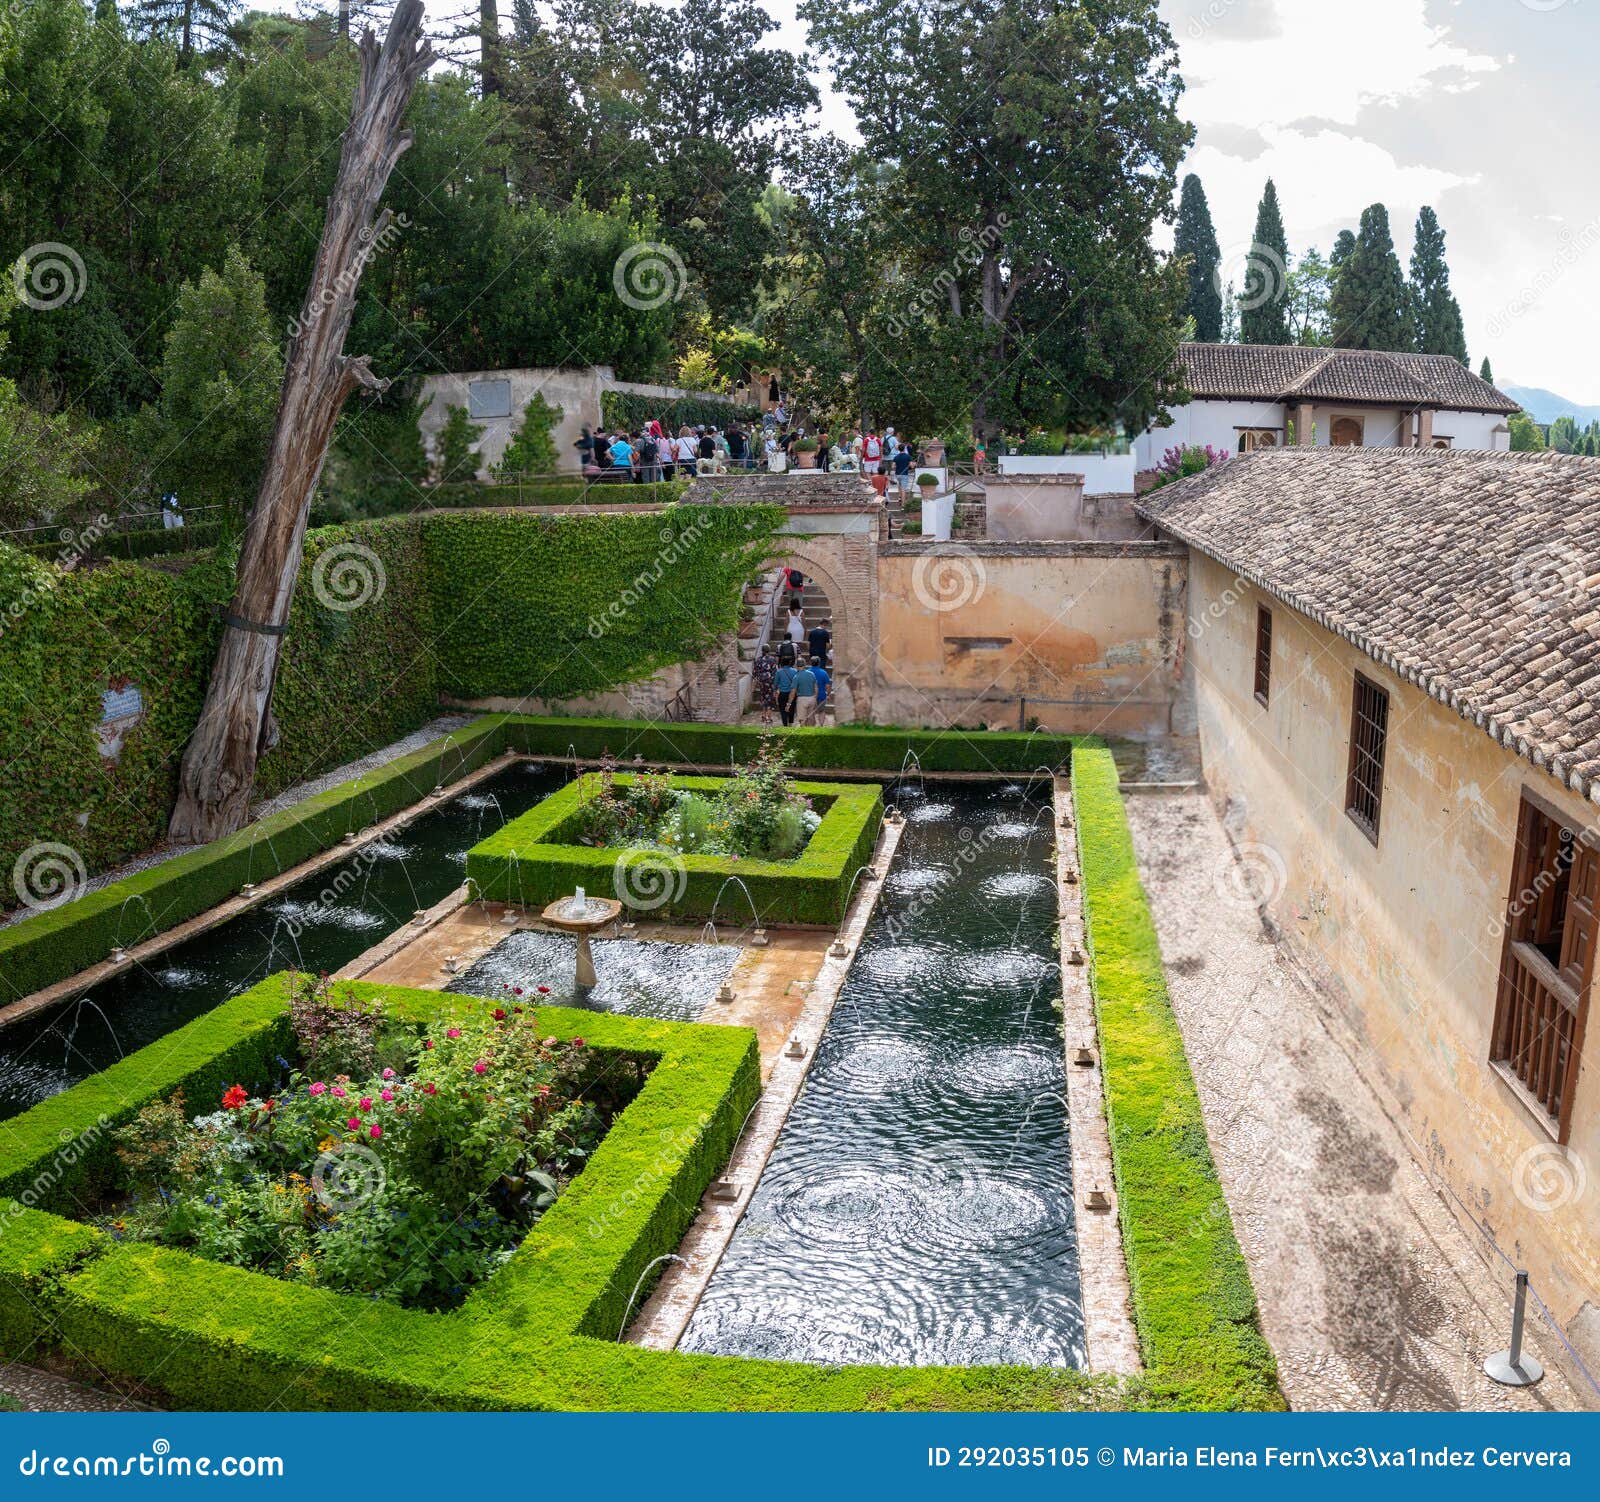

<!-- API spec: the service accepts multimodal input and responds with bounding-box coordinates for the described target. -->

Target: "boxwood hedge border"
[1071,742,1283,1412]
[466,773,882,925]
[0,974,1134,1411]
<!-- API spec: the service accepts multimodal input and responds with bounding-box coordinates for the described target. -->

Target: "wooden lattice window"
[1330,416,1364,446]
[1253,606,1272,706]
[1344,672,1388,843]
[1491,790,1596,1140]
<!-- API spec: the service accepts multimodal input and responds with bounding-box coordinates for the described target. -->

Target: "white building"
[1135,343,1518,473]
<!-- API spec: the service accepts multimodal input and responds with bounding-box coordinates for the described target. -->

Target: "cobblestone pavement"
[1124,790,1582,1412]
[0,1363,148,1412]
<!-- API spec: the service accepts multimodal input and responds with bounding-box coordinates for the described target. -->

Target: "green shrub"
[1072,742,1282,1411]
[494,394,563,480]
[436,405,483,484]
[468,773,881,926]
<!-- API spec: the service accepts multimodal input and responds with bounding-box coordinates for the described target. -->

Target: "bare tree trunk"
[168,0,434,844]
[479,0,501,95]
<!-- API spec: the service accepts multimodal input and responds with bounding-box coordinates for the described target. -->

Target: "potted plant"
[916,471,940,502]
[794,436,819,469]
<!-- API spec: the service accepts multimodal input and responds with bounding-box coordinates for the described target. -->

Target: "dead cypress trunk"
[168,0,434,844]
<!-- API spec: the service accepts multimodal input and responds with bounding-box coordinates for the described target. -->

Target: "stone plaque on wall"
[468,379,513,420]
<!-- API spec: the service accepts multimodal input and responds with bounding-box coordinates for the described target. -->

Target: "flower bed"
[467,772,882,926]
[94,974,632,1311]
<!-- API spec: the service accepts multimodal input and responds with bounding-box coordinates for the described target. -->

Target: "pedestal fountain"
[540,887,623,991]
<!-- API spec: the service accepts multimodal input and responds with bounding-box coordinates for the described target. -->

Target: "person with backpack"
[862,431,882,474]
[892,437,915,499]
[774,655,799,726]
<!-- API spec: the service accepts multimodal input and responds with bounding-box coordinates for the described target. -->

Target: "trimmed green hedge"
[422,478,690,509]
[467,773,882,925]
[504,715,1077,775]
[1071,743,1283,1412]
[421,507,784,703]
[0,717,513,1004]
[0,975,1132,1411]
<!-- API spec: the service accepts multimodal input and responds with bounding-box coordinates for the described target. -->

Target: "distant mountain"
[1502,383,1600,427]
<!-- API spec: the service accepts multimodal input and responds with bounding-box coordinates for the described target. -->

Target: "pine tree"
[1479,356,1494,385]
[1330,204,1410,350]
[1174,173,1222,341]
[1240,179,1291,345]
[1409,206,1468,363]
[1330,229,1356,270]
[126,0,241,65]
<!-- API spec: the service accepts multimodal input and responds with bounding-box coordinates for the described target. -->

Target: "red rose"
[221,1085,249,1110]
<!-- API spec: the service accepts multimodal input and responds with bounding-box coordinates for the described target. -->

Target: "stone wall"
[872,541,1188,735]
[1185,548,1600,1394]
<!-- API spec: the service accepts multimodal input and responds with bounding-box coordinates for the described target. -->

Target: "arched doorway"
[766,543,869,722]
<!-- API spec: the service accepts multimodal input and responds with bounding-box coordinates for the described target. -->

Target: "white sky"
[389,0,1598,401]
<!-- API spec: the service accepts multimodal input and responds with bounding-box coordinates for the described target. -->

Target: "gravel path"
[1124,789,1581,1412]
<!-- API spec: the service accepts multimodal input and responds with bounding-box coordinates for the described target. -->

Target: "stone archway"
[769,533,877,722]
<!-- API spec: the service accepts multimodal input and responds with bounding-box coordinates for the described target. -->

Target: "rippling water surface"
[0,761,566,1119]
[680,783,1083,1368]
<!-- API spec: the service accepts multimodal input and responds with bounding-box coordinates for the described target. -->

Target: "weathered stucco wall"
[872,543,1187,734]
[1185,549,1600,1381]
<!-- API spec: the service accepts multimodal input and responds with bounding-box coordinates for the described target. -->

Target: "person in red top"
[862,431,883,474]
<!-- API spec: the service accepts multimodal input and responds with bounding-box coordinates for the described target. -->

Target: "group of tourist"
[576,420,756,481]
[576,415,929,497]
[752,592,832,726]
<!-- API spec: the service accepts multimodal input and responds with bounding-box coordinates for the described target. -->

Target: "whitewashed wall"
[996,452,1137,494]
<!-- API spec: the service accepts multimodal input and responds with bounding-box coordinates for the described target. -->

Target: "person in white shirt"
[786,601,805,646]
[675,429,699,474]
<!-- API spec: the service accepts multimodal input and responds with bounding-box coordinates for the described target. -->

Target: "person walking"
[752,643,777,711]
[774,655,799,726]
[608,430,636,480]
[861,430,882,474]
[727,423,749,470]
[809,655,831,716]
[807,618,831,666]
[793,657,819,726]
[786,598,806,647]
[675,427,698,476]
[892,437,914,500]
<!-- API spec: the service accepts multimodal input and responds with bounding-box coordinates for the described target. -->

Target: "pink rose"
[309,1082,327,1097]
[347,1117,360,1130]
[446,1027,461,1040]
[331,1086,347,1099]
[423,1082,437,1095]
[382,1068,396,1080]
[369,1124,382,1140]
[423,1040,434,1050]
[380,1089,394,1102]
[473,1060,488,1075]
[359,1097,373,1112]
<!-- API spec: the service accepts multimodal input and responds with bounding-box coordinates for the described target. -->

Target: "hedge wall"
[1,975,1132,1411]
[421,506,784,702]
[504,715,1077,775]
[1071,742,1283,1412]
[0,716,512,1004]
[467,773,882,925]
[599,390,760,433]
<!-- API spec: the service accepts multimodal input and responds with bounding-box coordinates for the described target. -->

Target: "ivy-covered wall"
[422,505,784,701]
[0,504,783,907]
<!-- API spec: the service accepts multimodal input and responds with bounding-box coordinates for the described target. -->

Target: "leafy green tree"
[1240,179,1291,345]
[1409,206,1467,363]
[147,247,282,509]
[1479,356,1494,385]
[1330,204,1410,350]
[1329,228,1356,271]
[1508,412,1545,452]
[799,0,1192,440]
[126,0,241,65]
[0,273,92,529]
[1549,414,1579,453]
[1285,246,1333,345]
[495,394,564,478]
[1174,174,1222,341]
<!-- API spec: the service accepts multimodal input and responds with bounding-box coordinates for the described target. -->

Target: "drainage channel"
[677,779,1085,1369]
[0,761,567,1120]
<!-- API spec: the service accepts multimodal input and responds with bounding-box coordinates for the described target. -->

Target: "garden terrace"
[466,773,882,926]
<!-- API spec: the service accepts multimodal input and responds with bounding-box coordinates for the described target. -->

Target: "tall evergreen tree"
[126,0,241,64]
[1240,178,1291,344]
[1330,228,1356,269]
[1479,355,1494,384]
[1330,203,1410,350]
[1174,173,1222,341]
[1409,206,1468,363]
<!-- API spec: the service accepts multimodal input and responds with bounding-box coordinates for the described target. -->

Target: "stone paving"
[1124,789,1582,1412]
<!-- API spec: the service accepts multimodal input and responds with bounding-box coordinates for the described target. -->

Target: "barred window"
[1253,606,1272,707]
[1345,672,1389,843]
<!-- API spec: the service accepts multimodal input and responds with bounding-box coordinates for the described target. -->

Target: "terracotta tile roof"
[1136,447,1600,801]
[1178,342,1520,414]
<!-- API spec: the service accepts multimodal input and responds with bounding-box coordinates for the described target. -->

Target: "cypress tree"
[1330,204,1410,350]
[1409,206,1468,363]
[1174,173,1223,342]
[1240,179,1291,345]
[1330,229,1356,269]
[1479,356,1493,384]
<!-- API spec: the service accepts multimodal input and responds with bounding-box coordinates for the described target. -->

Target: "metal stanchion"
[1484,1270,1544,1387]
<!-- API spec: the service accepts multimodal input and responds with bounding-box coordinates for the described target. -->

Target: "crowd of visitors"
[575,414,930,497]
[751,602,832,726]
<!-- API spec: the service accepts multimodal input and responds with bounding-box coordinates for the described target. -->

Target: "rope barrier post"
[1485,1270,1544,1387]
